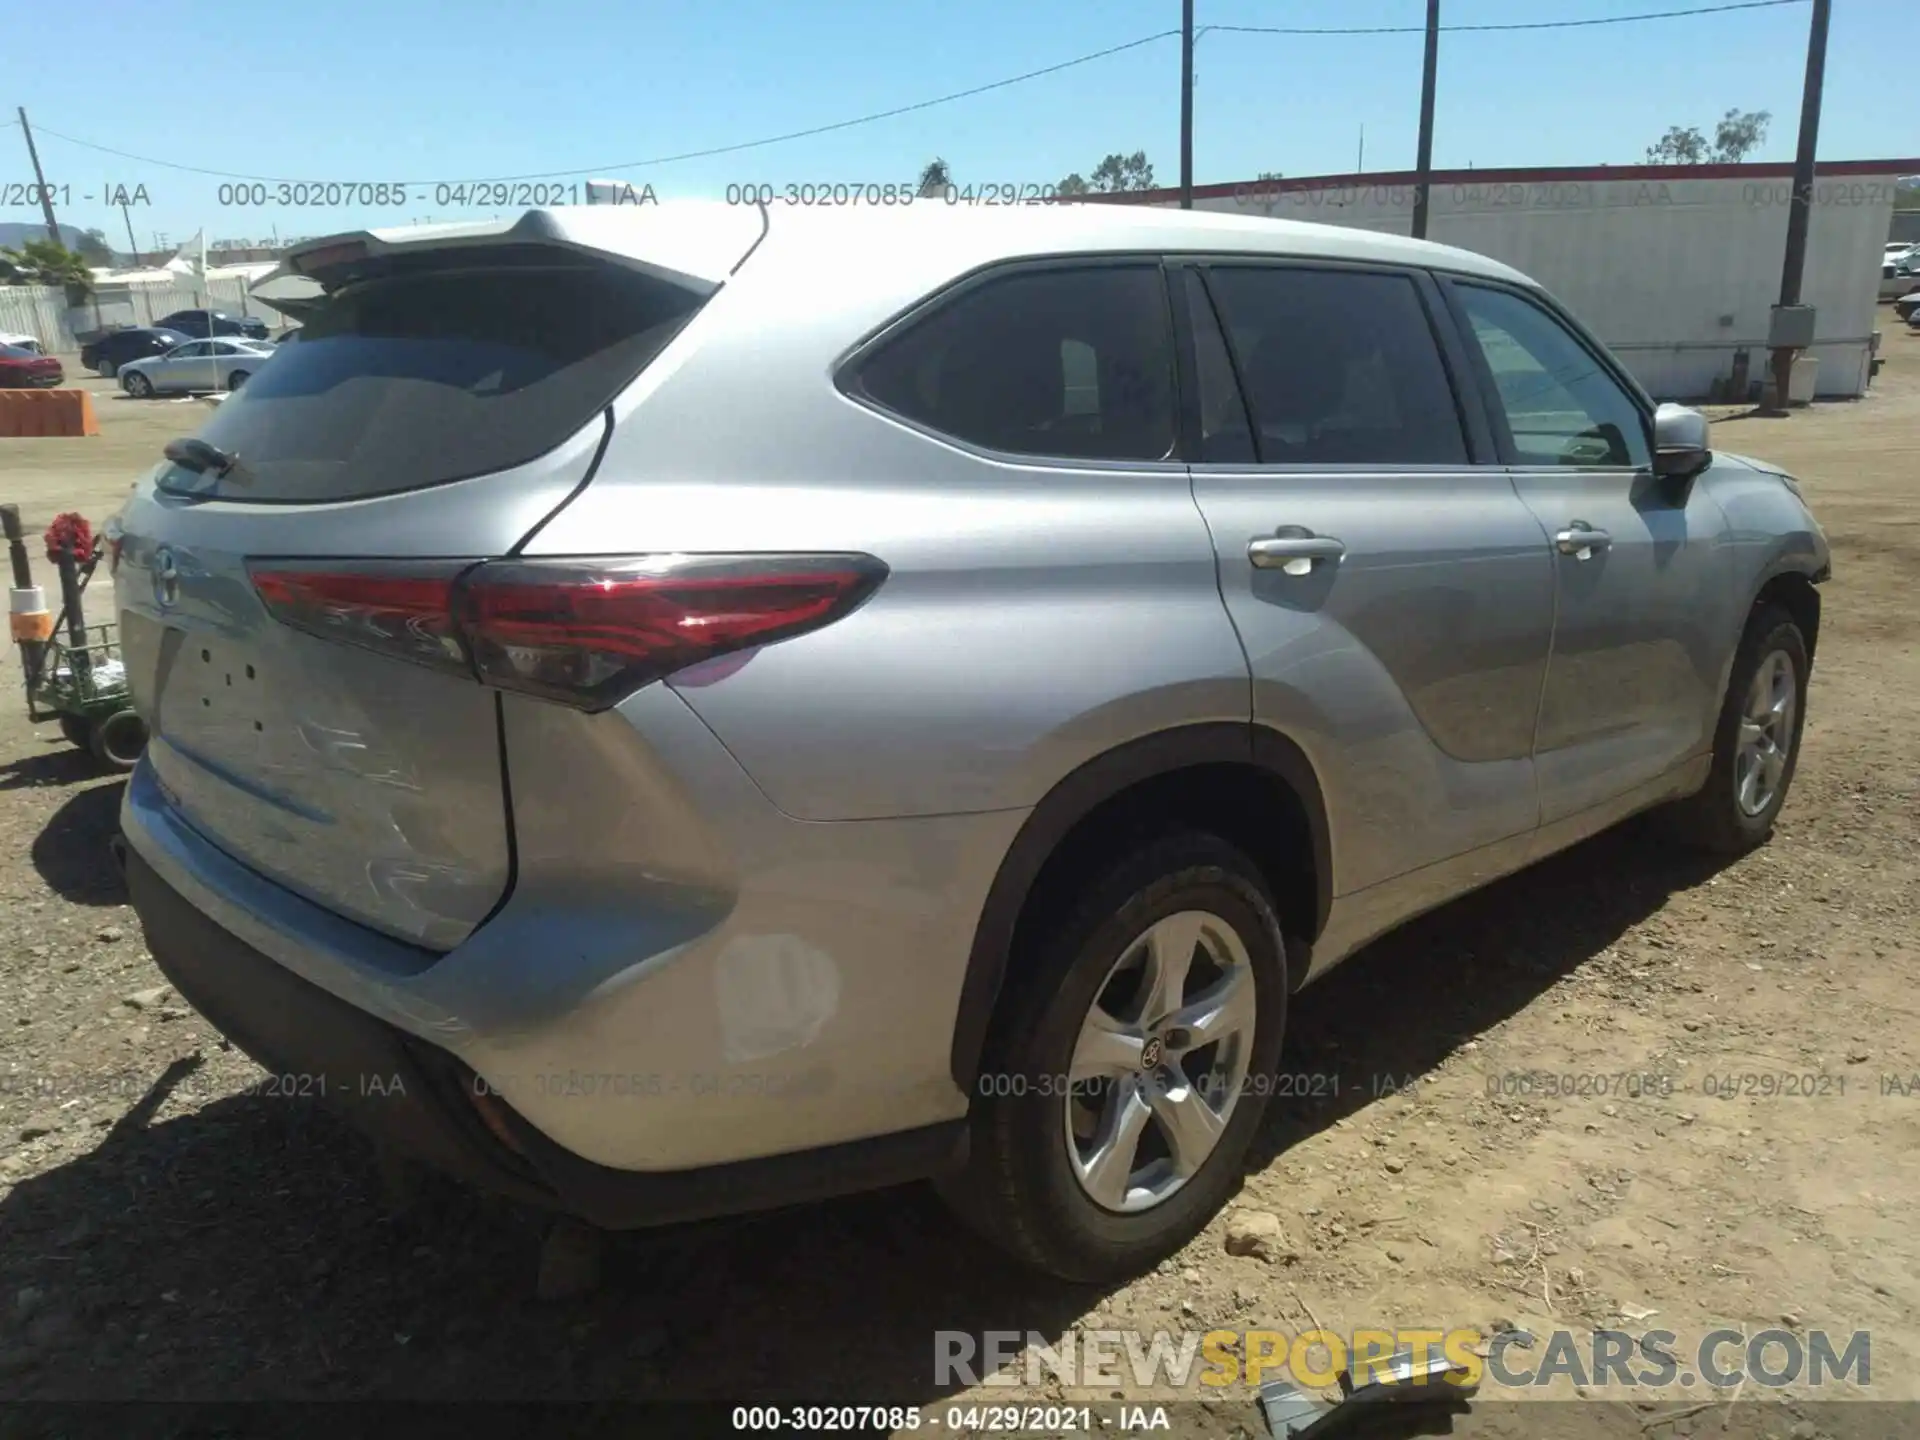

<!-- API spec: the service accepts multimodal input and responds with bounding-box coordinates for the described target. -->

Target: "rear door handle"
[1248,535,1347,571]
[1554,524,1613,558]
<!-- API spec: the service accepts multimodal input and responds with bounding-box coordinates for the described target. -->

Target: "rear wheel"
[227,370,248,391]
[98,357,118,379]
[89,709,149,771]
[1660,604,1808,853]
[58,714,90,750]
[941,833,1288,1282]
[124,371,152,399]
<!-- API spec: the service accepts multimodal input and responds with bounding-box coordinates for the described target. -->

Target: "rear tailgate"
[115,205,760,948]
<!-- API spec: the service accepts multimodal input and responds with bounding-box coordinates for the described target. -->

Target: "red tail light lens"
[247,561,474,674]
[248,553,886,710]
[460,555,887,709]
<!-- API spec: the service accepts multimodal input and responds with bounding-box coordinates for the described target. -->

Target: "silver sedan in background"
[119,338,277,398]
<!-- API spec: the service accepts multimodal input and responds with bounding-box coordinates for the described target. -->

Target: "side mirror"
[1653,402,1712,479]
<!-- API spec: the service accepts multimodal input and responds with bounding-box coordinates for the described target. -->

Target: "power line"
[26,0,1811,188]
[30,30,1179,186]
[1202,0,1805,38]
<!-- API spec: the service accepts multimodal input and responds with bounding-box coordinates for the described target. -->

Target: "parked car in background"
[118,338,275,397]
[1881,244,1920,300]
[0,330,44,354]
[152,309,271,341]
[80,327,193,379]
[0,343,63,387]
[113,204,1829,1281]
[1895,291,1920,324]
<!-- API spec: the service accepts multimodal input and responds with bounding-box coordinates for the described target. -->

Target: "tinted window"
[855,266,1175,461]
[1204,266,1467,465]
[170,342,208,359]
[1455,284,1649,468]
[1183,271,1255,463]
[168,259,705,502]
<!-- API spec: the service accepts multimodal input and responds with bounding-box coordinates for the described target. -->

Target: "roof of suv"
[280,198,1537,295]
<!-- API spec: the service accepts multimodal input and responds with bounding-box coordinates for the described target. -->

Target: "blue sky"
[6,0,1916,252]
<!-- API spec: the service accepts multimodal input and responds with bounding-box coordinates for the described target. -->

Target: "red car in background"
[0,343,63,388]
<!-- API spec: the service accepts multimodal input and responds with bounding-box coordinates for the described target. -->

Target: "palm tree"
[917,157,952,199]
[0,238,95,300]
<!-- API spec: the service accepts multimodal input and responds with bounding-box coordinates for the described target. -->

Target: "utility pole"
[15,108,62,246]
[1769,0,1832,409]
[120,200,140,266]
[1410,0,1440,238]
[1180,0,1195,209]
[1358,124,1366,173]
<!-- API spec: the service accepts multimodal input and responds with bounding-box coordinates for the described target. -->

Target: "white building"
[1122,158,1919,400]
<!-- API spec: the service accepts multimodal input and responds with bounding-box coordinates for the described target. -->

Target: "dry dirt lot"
[0,347,1916,1437]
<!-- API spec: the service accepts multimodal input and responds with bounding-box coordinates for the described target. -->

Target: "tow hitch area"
[1260,1346,1480,1438]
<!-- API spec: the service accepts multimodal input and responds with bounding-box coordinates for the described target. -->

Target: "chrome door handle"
[1554,524,1612,558]
[1249,535,1347,570]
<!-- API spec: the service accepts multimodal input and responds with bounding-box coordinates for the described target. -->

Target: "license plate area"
[151,630,275,753]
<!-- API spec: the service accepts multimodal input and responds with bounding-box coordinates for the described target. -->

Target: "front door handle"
[1249,535,1347,571]
[1554,523,1613,559]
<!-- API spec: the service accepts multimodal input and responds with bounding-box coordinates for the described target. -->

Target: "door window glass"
[1204,266,1467,465]
[1455,284,1650,468]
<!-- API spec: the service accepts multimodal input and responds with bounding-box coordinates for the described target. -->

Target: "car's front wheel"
[123,371,153,399]
[1661,603,1809,853]
[942,833,1288,1282]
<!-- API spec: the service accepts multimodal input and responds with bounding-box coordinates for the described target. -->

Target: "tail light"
[247,553,887,711]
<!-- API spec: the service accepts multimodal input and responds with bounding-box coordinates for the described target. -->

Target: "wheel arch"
[949,722,1331,1092]
[1752,567,1822,663]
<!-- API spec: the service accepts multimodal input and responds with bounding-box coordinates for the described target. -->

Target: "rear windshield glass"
[166,258,705,502]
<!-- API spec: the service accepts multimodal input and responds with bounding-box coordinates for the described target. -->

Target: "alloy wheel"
[1735,649,1796,816]
[1064,909,1256,1213]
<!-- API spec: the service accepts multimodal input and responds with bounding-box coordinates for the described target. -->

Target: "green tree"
[917,157,952,198]
[0,238,95,299]
[72,227,114,266]
[1056,150,1156,195]
[1712,108,1770,162]
[1644,108,1770,165]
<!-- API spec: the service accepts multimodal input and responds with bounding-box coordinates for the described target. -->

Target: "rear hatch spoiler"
[251,201,770,310]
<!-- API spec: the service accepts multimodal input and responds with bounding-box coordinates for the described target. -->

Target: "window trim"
[1438,275,1655,472]
[833,253,1189,472]
[1164,254,1497,474]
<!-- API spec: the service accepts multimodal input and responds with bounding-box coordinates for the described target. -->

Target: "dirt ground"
[0,342,1916,1438]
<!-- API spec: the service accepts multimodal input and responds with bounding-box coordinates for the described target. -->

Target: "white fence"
[0,277,290,354]
[0,287,69,349]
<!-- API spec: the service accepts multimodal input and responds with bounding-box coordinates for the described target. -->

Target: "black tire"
[98,357,117,379]
[1660,603,1809,854]
[940,832,1289,1282]
[227,370,248,391]
[124,372,152,399]
[88,709,149,772]
[57,714,90,751]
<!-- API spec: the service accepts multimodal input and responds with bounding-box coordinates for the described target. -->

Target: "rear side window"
[1203,266,1467,466]
[169,258,705,502]
[853,265,1175,462]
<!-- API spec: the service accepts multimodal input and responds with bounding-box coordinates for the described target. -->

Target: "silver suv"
[113,202,1828,1281]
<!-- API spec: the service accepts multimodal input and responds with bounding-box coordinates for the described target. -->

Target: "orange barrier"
[0,388,101,438]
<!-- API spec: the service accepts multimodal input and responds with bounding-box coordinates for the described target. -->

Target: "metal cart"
[4,503,148,770]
